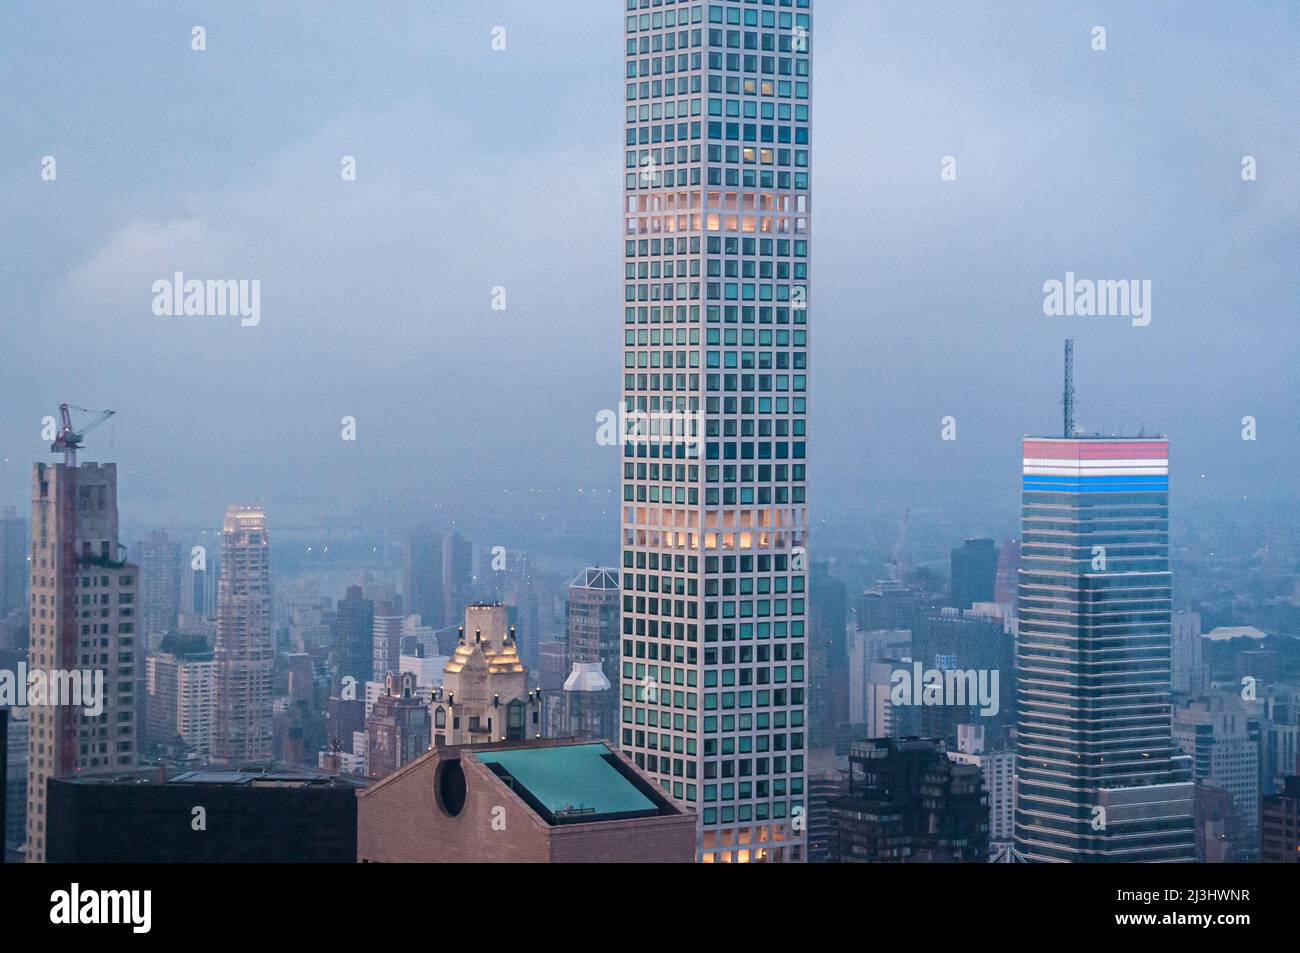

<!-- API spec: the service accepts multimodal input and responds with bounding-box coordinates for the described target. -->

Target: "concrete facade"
[26,461,139,863]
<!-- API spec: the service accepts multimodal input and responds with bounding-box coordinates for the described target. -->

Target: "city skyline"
[1,0,1298,903]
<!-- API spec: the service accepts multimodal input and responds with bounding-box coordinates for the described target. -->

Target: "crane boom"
[50,403,115,466]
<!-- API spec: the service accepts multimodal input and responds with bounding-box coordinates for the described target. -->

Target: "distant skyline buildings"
[5,399,1290,867]
[403,526,473,631]
[372,602,403,683]
[807,561,847,748]
[992,538,1019,607]
[333,585,374,692]
[403,526,443,629]
[1173,696,1261,859]
[135,529,180,650]
[180,546,218,621]
[1172,610,1207,695]
[949,538,997,611]
[912,606,1014,751]
[856,578,925,634]
[0,507,26,623]
[444,533,474,630]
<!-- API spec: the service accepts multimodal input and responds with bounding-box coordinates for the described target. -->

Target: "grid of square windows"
[621,0,812,860]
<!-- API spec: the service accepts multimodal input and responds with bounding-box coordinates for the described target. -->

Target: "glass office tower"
[1014,437,1195,862]
[620,0,812,862]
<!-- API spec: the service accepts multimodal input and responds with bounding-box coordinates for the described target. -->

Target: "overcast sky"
[2,1,1296,531]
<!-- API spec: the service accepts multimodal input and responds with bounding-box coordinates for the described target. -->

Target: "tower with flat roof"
[620,0,813,864]
[25,461,139,862]
[1014,347,1194,861]
[211,505,272,763]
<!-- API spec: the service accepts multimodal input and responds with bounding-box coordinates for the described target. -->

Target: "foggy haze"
[2,0,1296,533]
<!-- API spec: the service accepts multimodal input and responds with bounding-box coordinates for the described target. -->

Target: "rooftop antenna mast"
[1062,339,1075,438]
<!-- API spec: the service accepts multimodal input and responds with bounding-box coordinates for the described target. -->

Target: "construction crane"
[50,403,115,466]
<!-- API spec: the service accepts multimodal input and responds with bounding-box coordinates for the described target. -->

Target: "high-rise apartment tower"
[211,505,272,763]
[25,461,139,862]
[620,0,813,862]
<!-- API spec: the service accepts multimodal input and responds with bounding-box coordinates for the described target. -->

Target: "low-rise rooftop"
[476,742,659,822]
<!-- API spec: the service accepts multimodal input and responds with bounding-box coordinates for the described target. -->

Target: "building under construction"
[23,404,138,863]
[25,460,139,863]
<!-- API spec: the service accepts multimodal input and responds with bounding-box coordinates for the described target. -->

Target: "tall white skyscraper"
[25,461,139,863]
[620,0,813,862]
[211,505,272,763]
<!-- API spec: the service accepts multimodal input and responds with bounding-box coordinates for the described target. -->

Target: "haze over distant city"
[2,0,1297,537]
[5,0,1300,896]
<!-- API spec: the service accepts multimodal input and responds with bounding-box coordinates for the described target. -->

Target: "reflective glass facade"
[1014,438,1195,862]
